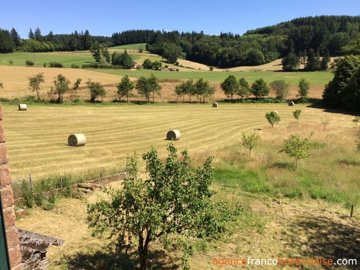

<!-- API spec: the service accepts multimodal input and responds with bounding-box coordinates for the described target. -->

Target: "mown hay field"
[3,103,354,180]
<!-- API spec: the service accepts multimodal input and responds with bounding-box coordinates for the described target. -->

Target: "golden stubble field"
[0,66,325,102]
[3,102,355,180]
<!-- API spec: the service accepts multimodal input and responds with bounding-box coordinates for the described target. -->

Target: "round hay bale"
[166,130,181,141]
[18,104,28,111]
[288,101,295,106]
[68,134,87,147]
[212,102,218,108]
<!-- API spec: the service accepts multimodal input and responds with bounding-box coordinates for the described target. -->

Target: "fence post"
[29,174,33,192]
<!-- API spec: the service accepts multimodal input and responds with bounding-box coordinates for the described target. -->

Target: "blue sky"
[1,0,359,38]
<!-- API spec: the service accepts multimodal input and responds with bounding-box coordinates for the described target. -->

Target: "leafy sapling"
[265,111,280,128]
[242,131,261,156]
[293,109,302,121]
[281,134,311,169]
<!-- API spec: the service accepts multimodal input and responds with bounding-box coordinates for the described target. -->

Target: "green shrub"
[265,111,280,128]
[293,109,302,120]
[48,62,63,68]
[25,60,34,66]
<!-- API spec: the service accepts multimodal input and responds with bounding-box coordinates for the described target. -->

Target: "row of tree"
[282,49,330,71]
[0,27,110,53]
[219,75,310,100]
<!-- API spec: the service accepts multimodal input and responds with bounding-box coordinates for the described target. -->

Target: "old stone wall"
[0,106,23,270]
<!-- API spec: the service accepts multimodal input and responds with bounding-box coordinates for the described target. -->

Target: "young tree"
[251,79,269,99]
[136,75,161,103]
[87,145,240,270]
[148,74,162,102]
[136,76,151,102]
[143,59,153,69]
[220,75,239,100]
[72,78,82,93]
[293,109,302,121]
[265,111,280,128]
[100,44,110,63]
[87,81,106,102]
[242,131,261,156]
[52,74,70,103]
[28,73,45,100]
[90,42,101,62]
[117,75,134,102]
[298,78,310,99]
[281,134,311,169]
[237,78,250,99]
[269,80,290,100]
[175,80,195,102]
[194,78,214,103]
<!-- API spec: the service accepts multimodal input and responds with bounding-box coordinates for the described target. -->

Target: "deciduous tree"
[28,73,45,100]
[281,134,311,169]
[221,75,239,100]
[251,79,269,99]
[117,75,134,102]
[87,145,241,270]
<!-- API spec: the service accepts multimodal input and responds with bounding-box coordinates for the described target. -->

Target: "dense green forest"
[0,16,359,67]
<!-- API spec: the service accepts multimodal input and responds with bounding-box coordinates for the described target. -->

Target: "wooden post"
[29,174,33,192]
[350,204,354,218]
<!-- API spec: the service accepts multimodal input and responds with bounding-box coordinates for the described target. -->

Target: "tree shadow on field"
[64,246,180,270]
[269,161,295,170]
[286,215,360,270]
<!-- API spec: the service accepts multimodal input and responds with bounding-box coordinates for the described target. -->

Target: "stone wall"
[0,106,23,270]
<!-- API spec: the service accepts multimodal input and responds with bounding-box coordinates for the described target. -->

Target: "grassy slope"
[0,51,141,68]
[109,43,147,50]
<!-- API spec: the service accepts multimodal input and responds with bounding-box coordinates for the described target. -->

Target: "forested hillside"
[1,16,359,67]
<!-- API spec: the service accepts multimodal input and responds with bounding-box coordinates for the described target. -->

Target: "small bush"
[71,64,80,68]
[8,60,13,65]
[242,131,261,156]
[25,60,34,66]
[48,62,63,68]
[43,63,47,67]
[293,109,302,120]
[265,111,280,128]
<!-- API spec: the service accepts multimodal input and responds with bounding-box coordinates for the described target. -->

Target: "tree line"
[0,27,111,53]
[2,15,359,67]
[217,75,310,101]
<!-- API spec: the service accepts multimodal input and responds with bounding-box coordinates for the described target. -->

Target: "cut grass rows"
[3,103,349,179]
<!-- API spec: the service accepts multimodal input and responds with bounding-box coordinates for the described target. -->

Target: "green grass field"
[0,51,141,68]
[94,68,333,85]
[109,43,147,51]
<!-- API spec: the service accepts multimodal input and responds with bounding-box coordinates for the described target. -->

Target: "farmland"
[10,102,360,270]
